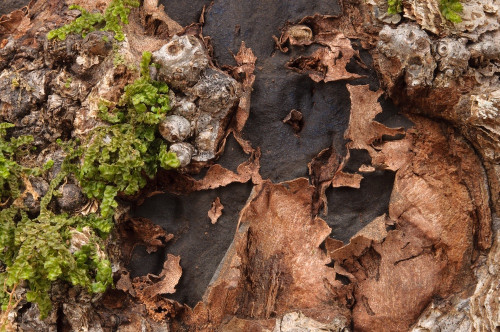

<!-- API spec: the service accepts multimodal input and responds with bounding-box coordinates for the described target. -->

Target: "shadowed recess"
[0,0,29,16]
[160,0,212,27]
[216,134,249,174]
[203,0,350,183]
[324,170,396,243]
[342,149,372,174]
[345,39,380,91]
[376,95,415,129]
[128,182,253,307]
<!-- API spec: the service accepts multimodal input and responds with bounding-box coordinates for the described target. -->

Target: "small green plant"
[73,51,179,219]
[65,77,72,89]
[0,123,112,318]
[387,0,402,14]
[0,123,52,202]
[113,52,126,67]
[439,0,463,23]
[47,0,139,41]
[0,207,113,317]
[10,78,19,89]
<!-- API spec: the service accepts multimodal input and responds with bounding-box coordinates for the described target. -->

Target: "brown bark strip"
[308,147,341,215]
[208,197,224,224]
[117,217,174,261]
[229,42,256,133]
[344,85,405,164]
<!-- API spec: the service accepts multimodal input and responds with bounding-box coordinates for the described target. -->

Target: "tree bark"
[0,0,498,331]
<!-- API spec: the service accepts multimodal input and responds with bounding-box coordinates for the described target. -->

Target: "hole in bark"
[217,134,249,173]
[319,239,329,256]
[325,170,396,243]
[335,273,351,285]
[343,149,372,173]
[376,95,414,129]
[386,223,397,232]
[129,245,167,278]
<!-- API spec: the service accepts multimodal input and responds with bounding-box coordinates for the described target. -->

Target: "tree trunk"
[0,0,498,331]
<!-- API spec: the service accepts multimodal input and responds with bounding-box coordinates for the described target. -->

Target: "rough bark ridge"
[0,0,499,331]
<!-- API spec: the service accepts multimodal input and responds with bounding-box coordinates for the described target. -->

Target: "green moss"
[47,5,105,41]
[0,123,50,202]
[113,52,126,67]
[10,78,19,89]
[101,0,139,41]
[75,52,179,217]
[387,0,462,22]
[440,0,463,23]
[387,0,402,14]
[0,124,112,318]
[65,77,72,89]
[47,0,139,41]
[1,207,113,318]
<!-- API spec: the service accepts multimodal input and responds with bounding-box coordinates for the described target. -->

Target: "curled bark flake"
[208,197,224,224]
[282,109,304,136]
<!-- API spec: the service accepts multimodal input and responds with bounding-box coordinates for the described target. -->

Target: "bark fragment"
[344,84,404,165]
[329,116,492,331]
[280,17,362,82]
[208,196,223,224]
[282,109,304,136]
[118,217,174,260]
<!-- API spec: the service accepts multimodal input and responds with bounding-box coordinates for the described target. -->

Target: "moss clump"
[0,123,52,202]
[440,0,463,23]
[386,0,462,23]
[0,206,113,318]
[72,51,179,218]
[65,77,72,88]
[0,124,112,319]
[387,0,402,14]
[47,0,140,41]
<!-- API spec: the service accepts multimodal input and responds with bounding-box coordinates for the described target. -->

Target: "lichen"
[152,35,241,162]
[377,24,436,88]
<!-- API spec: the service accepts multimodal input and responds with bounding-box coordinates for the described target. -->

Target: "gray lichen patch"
[434,38,470,79]
[169,142,195,167]
[378,23,436,88]
[159,115,192,143]
[153,35,241,162]
[153,35,209,89]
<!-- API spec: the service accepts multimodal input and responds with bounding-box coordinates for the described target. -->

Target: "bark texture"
[0,0,499,331]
